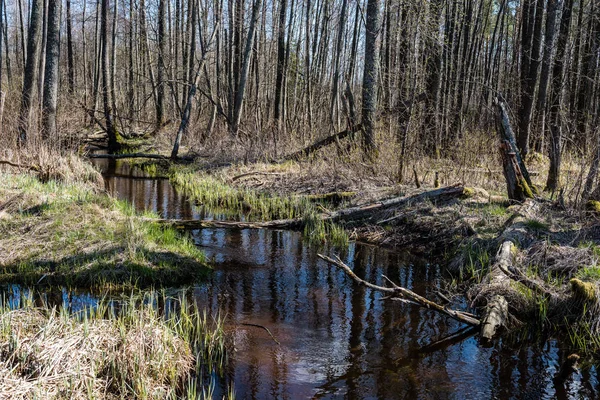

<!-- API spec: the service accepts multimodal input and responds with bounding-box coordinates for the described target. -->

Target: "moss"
[462,187,475,198]
[570,278,597,302]
[518,177,535,199]
[524,219,549,231]
[586,200,600,213]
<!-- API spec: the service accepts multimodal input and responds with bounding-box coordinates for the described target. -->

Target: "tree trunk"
[496,96,534,201]
[41,0,61,140]
[274,0,287,124]
[65,0,75,93]
[534,0,558,146]
[231,0,261,136]
[17,0,43,145]
[156,0,166,130]
[101,0,119,151]
[517,0,544,156]
[361,0,381,160]
[546,0,574,191]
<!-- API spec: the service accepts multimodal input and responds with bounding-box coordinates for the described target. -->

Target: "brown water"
[10,158,599,399]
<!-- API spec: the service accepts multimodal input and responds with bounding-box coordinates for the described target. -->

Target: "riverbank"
[161,156,600,356]
[0,292,228,399]
[0,168,210,289]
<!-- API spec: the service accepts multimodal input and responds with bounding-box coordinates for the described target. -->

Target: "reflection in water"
[21,158,593,399]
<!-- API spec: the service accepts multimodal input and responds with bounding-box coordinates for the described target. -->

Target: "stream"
[7,158,600,399]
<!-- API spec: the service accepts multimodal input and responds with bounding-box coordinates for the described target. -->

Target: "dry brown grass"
[0,304,194,399]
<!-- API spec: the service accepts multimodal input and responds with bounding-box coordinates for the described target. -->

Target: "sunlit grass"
[0,290,232,399]
[0,172,210,289]
[169,166,349,247]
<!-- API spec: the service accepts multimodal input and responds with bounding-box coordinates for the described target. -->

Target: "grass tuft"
[0,291,230,399]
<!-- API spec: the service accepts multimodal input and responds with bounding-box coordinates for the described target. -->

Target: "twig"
[239,322,280,345]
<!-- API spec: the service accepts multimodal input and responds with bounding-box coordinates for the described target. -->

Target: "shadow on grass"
[0,246,211,289]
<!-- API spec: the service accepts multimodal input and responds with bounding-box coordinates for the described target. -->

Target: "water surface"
[22,158,595,399]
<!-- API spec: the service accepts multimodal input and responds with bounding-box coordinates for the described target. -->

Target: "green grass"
[0,290,232,399]
[524,219,550,231]
[576,266,600,282]
[458,243,491,282]
[169,166,349,247]
[0,173,210,289]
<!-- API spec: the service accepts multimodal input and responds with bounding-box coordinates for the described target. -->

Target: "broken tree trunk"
[496,96,534,202]
[480,241,513,340]
[278,124,363,163]
[472,200,545,340]
[318,254,480,327]
[151,185,467,231]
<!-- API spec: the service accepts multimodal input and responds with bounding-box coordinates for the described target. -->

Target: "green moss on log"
[462,187,475,198]
[586,200,600,213]
[570,278,597,302]
[518,177,534,199]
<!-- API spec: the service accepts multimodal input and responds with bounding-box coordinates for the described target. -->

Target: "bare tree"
[101,0,118,150]
[41,0,61,140]
[18,0,43,145]
[361,0,381,159]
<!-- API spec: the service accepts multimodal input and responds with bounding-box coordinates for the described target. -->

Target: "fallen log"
[479,241,513,340]
[88,153,169,160]
[150,185,467,231]
[472,199,546,340]
[318,254,480,327]
[152,217,304,230]
[278,124,363,163]
[327,184,466,223]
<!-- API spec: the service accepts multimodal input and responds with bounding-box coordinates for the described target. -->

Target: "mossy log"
[479,241,514,340]
[474,200,546,340]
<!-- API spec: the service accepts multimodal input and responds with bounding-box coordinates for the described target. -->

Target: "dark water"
[12,158,599,399]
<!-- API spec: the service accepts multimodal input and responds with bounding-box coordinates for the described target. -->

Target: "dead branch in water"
[317,254,480,327]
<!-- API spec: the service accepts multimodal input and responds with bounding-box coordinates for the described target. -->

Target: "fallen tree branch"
[327,185,466,223]
[88,153,169,160]
[278,124,363,163]
[231,171,284,182]
[317,254,480,327]
[239,322,280,345]
[0,160,40,172]
[151,217,304,230]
